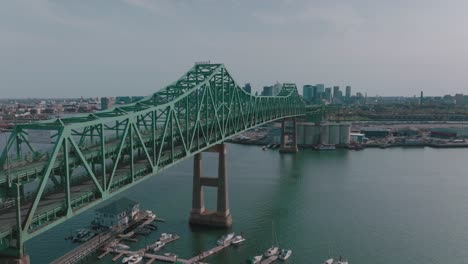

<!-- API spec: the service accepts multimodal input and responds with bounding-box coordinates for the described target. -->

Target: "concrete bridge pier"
[189,143,232,228]
[279,117,298,153]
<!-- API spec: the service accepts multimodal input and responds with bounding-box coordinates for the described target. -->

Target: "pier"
[51,211,156,264]
[100,235,235,264]
[260,255,279,264]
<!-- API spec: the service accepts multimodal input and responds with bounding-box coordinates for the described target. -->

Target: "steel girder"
[0,64,305,257]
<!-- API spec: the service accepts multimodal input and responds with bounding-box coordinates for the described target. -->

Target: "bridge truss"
[0,63,305,258]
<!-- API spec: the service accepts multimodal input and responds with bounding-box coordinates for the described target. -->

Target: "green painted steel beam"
[0,64,305,257]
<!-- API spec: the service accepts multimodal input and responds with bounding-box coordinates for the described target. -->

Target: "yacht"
[78,231,95,242]
[324,257,349,264]
[163,253,178,259]
[159,233,173,241]
[128,255,143,264]
[217,233,235,245]
[72,229,88,242]
[264,221,279,257]
[110,242,130,250]
[249,255,263,264]
[278,249,292,260]
[122,254,142,263]
[231,235,246,245]
[152,241,165,252]
[264,247,279,257]
[315,144,336,151]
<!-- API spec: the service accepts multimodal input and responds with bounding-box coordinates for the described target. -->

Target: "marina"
[99,233,236,264]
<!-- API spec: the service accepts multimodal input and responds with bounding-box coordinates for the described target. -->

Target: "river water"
[24,144,468,263]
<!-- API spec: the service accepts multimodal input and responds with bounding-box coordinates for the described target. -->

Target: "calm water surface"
[25,144,468,263]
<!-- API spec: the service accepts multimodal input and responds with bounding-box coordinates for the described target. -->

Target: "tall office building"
[272,82,282,96]
[345,86,351,98]
[303,85,314,101]
[262,86,273,96]
[243,83,252,94]
[324,88,332,102]
[333,86,340,98]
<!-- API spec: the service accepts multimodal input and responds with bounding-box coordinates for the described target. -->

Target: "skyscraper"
[324,88,332,102]
[261,86,273,96]
[333,86,340,98]
[243,83,252,94]
[303,85,314,101]
[345,86,351,98]
[272,82,282,96]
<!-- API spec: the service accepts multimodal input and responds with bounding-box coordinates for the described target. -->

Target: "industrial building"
[429,128,457,138]
[360,128,390,138]
[350,132,365,143]
[296,122,350,146]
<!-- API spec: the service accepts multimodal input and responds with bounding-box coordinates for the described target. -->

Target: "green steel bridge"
[0,63,305,260]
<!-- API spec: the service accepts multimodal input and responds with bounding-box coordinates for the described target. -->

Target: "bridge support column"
[0,255,30,264]
[189,144,232,228]
[279,117,298,153]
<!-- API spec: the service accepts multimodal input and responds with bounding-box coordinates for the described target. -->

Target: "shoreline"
[227,140,468,149]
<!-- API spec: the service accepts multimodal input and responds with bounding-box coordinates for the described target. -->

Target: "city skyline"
[1,0,468,98]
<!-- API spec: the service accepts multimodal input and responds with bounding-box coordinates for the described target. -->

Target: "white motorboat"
[159,233,173,241]
[217,233,235,245]
[128,255,143,264]
[122,254,141,263]
[163,253,178,259]
[72,229,88,242]
[110,242,130,250]
[231,235,246,245]
[249,255,263,264]
[335,256,349,264]
[324,257,349,264]
[152,241,165,252]
[278,249,292,260]
[264,221,279,257]
[264,246,279,257]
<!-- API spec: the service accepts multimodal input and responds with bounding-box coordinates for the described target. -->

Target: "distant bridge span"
[0,63,305,260]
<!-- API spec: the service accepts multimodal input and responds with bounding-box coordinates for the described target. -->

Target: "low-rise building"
[94,197,140,228]
[360,128,390,138]
[429,128,457,139]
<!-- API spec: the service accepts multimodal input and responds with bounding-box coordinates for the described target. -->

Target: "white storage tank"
[304,124,315,146]
[339,124,351,145]
[328,124,340,145]
[320,124,329,144]
[297,123,305,145]
[311,125,321,145]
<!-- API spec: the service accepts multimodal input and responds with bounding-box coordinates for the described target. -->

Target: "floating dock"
[52,211,156,264]
[260,255,279,264]
[101,235,235,264]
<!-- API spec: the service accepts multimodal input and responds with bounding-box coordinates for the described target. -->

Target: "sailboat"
[264,222,279,257]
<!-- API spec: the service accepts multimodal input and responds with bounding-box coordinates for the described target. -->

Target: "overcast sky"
[1,0,468,98]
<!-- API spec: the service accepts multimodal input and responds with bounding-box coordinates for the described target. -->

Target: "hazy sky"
[1,0,468,98]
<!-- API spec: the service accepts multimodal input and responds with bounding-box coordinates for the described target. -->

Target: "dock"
[51,232,113,264]
[52,211,156,264]
[186,241,232,263]
[102,236,233,264]
[260,255,279,264]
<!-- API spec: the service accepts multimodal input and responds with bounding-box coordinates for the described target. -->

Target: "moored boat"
[324,256,349,264]
[72,229,88,242]
[249,255,263,264]
[231,235,246,245]
[264,246,279,257]
[159,233,174,242]
[122,254,142,263]
[152,241,165,252]
[314,144,336,151]
[278,249,292,260]
[217,233,235,245]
